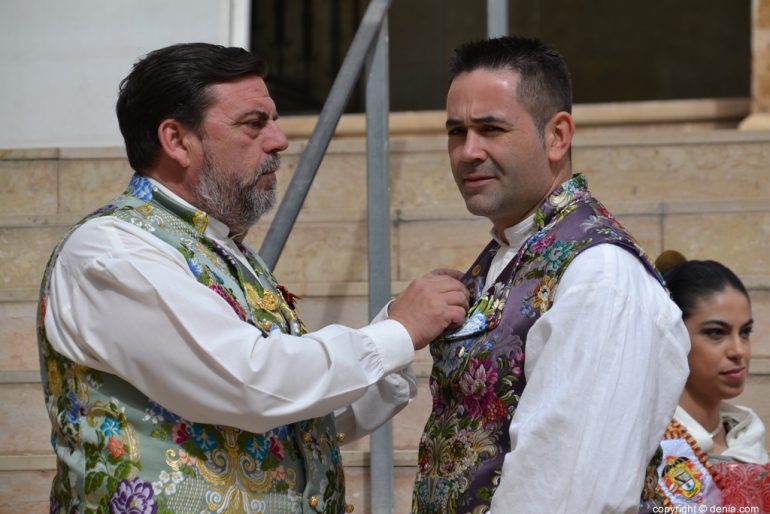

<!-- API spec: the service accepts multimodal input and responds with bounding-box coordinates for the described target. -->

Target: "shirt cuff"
[359,319,415,373]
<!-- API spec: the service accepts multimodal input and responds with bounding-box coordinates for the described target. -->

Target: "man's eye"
[447,127,466,136]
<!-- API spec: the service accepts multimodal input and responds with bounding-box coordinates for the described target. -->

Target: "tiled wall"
[1,128,769,512]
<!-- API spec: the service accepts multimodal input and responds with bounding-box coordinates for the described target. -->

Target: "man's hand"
[389,269,469,350]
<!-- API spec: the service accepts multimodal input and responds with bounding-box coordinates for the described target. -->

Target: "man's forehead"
[448,68,521,96]
[208,76,278,116]
[446,69,521,110]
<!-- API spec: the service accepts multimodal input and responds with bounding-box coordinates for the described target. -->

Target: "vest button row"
[336,432,345,443]
[345,503,355,512]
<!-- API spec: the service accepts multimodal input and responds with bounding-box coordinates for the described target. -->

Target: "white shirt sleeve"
[333,302,418,441]
[44,216,416,436]
[489,244,690,513]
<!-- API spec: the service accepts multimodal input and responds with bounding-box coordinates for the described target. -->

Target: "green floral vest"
[38,174,346,514]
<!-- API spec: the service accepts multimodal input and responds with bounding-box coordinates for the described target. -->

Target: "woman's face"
[684,286,753,404]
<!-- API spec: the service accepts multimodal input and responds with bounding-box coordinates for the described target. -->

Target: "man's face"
[446,68,559,234]
[190,76,288,234]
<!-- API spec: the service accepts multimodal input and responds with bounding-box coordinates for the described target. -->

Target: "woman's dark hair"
[116,43,267,172]
[656,251,750,319]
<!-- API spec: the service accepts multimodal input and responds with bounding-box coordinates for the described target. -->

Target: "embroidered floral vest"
[38,174,346,514]
[412,174,662,513]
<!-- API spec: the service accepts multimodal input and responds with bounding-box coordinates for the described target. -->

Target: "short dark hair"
[116,43,268,172]
[448,36,572,136]
[662,260,750,320]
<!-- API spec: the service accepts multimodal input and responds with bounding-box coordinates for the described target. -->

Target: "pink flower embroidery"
[530,233,556,253]
[459,358,504,425]
[171,422,190,444]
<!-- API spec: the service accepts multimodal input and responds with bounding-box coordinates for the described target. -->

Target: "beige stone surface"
[611,214,663,259]
[289,152,367,212]
[663,211,770,278]
[296,295,370,332]
[390,150,464,211]
[0,302,38,372]
[753,0,770,113]
[0,160,58,216]
[735,375,770,448]
[749,289,770,360]
[0,470,52,514]
[265,220,370,283]
[576,141,770,205]
[0,384,50,454]
[0,227,68,290]
[396,219,491,281]
[58,159,132,215]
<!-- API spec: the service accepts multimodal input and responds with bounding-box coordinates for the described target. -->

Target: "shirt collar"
[490,213,537,251]
[146,177,232,240]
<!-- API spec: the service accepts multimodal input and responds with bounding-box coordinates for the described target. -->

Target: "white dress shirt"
[674,403,769,464]
[44,181,416,439]
[487,219,691,513]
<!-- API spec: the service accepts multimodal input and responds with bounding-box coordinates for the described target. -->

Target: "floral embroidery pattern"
[109,478,157,514]
[126,174,153,202]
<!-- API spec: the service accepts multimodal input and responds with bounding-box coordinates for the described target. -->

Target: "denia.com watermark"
[651,505,759,514]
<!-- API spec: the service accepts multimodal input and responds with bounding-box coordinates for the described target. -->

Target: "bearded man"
[38,43,468,514]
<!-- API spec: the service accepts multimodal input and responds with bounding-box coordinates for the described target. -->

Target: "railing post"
[487,0,508,38]
[366,11,393,514]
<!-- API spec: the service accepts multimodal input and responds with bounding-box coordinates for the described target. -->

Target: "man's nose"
[460,131,486,161]
[264,121,289,154]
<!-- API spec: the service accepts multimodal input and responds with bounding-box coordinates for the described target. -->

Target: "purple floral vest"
[412,174,662,513]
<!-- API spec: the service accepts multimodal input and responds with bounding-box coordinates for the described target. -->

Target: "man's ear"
[157,119,198,168]
[545,111,575,164]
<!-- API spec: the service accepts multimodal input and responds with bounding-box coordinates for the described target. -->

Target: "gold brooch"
[136,203,154,217]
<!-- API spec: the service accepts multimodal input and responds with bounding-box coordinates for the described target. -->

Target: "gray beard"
[193,152,279,235]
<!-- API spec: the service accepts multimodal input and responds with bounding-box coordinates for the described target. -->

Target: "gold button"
[345,504,355,513]
[308,496,319,508]
[336,432,345,443]
[302,432,312,443]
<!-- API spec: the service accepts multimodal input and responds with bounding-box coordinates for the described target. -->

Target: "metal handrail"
[258,1,395,512]
[259,0,392,269]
